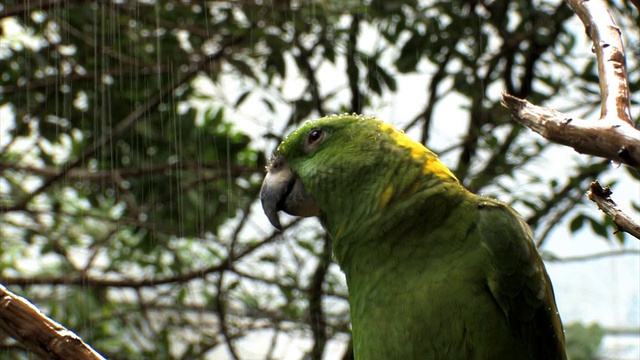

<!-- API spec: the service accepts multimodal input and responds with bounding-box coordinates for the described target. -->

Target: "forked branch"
[503,0,639,169]
[566,0,633,125]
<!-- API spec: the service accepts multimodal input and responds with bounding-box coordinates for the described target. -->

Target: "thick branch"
[0,285,105,360]
[587,180,640,240]
[502,94,640,171]
[565,0,633,125]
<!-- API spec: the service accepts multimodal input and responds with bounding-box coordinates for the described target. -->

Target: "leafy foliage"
[0,0,638,358]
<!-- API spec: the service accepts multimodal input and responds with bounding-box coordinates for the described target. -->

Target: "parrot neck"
[328,174,468,270]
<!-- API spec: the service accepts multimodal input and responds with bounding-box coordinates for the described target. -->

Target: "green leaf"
[396,31,425,73]
[235,91,251,108]
[266,50,286,79]
[228,58,257,79]
[262,97,276,113]
[588,216,609,239]
[569,214,586,233]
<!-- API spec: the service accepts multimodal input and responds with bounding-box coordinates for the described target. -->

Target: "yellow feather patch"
[422,157,458,180]
[378,121,458,181]
[336,222,346,238]
[378,122,424,160]
[378,184,394,211]
[398,180,421,200]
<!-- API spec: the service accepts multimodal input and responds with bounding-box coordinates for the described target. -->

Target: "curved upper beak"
[260,154,319,230]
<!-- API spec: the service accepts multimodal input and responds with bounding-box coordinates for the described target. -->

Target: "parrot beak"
[260,154,319,230]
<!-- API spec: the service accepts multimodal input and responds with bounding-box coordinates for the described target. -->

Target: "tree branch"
[0,162,259,181]
[525,160,609,246]
[587,180,640,240]
[0,218,303,289]
[502,94,640,171]
[0,285,105,360]
[308,235,332,360]
[346,14,362,115]
[215,270,240,360]
[565,0,633,125]
[294,35,326,117]
[542,248,640,262]
[403,49,451,145]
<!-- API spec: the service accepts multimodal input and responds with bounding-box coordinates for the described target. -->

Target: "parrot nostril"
[268,155,282,171]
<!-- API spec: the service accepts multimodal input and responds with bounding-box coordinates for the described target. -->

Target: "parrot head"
[260,114,458,237]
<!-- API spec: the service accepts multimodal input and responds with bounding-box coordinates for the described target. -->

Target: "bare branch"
[587,180,640,240]
[542,248,640,262]
[294,35,326,117]
[403,49,452,145]
[0,218,303,289]
[565,0,633,125]
[502,94,640,171]
[603,326,640,336]
[0,162,258,181]
[308,235,332,359]
[346,14,362,115]
[216,271,240,360]
[0,285,105,360]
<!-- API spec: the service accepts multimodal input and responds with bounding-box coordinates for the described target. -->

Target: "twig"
[502,94,640,171]
[602,326,640,336]
[587,180,640,240]
[403,49,452,144]
[0,285,106,360]
[215,270,240,360]
[526,160,609,246]
[542,248,640,262]
[346,14,362,115]
[294,35,326,118]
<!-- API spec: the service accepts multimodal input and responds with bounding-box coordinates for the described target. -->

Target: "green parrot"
[260,114,566,359]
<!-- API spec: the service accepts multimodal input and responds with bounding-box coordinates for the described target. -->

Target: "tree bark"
[587,180,640,240]
[0,285,106,360]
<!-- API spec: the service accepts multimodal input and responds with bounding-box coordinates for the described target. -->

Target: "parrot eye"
[305,129,324,150]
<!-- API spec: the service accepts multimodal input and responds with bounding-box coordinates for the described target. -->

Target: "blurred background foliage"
[0,0,638,359]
